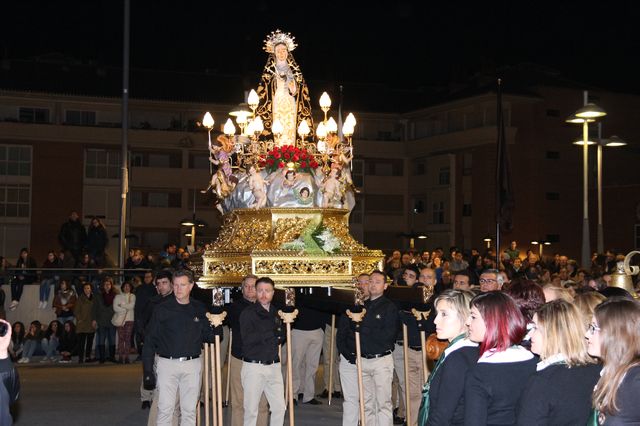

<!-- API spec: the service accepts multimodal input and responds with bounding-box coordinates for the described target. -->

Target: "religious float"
[196,30,384,289]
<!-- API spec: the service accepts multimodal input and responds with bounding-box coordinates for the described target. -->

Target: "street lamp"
[530,240,551,257]
[566,98,607,268]
[180,189,207,247]
[398,232,427,250]
[483,235,492,249]
[574,134,627,253]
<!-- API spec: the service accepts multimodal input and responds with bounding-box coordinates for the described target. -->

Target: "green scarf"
[417,334,466,426]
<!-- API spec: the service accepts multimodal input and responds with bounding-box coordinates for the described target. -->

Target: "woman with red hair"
[463,291,537,426]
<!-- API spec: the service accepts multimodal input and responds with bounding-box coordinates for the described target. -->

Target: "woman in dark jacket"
[92,276,117,363]
[9,248,37,310]
[464,292,537,426]
[75,283,96,363]
[517,300,600,425]
[86,217,108,267]
[39,250,60,309]
[418,289,477,425]
[58,321,78,363]
[18,321,43,363]
[53,280,77,325]
[9,322,25,362]
[40,320,62,362]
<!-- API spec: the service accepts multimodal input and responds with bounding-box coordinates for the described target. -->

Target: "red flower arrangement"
[261,145,318,173]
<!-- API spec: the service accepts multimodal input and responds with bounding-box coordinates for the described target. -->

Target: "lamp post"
[483,235,492,249]
[530,240,551,258]
[573,133,627,254]
[566,95,607,267]
[180,188,207,248]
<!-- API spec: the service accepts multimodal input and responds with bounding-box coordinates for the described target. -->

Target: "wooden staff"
[224,330,232,407]
[204,344,210,426]
[347,308,367,426]
[402,324,411,426]
[209,343,217,426]
[328,314,336,406]
[278,310,298,426]
[215,336,223,426]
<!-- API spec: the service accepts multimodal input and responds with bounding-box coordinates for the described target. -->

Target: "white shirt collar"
[478,345,534,364]
[444,338,477,358]
[536,353,566,371]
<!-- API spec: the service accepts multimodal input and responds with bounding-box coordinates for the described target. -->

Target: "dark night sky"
[2,0,640,94]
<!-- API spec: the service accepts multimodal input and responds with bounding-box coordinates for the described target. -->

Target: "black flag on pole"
[496,79,515,233]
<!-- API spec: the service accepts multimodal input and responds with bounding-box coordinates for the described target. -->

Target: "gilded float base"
[197,208,383,288]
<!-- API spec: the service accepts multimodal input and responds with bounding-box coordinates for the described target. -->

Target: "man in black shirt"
[227,275,269,426]
[359,270,398,426]
[239,276,286,426]
[142,269,215,426]
[135,271,157,362]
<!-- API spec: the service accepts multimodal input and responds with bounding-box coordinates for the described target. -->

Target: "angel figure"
[247,164,268,209]
[207,135,236,198]
[319,167,344,208]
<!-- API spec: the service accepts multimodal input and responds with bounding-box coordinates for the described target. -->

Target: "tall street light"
[566,97,607,268]
[530,240,551,257]
[573,133,627,253]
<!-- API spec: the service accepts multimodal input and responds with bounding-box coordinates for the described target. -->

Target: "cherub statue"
[206,135,236,212]
[247,164,268,209]
[319,167,344,208]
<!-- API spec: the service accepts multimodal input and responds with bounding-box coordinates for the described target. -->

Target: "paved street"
[13,361,344,426]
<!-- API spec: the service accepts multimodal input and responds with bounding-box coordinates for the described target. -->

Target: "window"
[131,189,181,208]
[365,159,403,176]
[18,107,50,123]
[412,197,425,214]
[352,159,364,188]
[463,153,472,176]
[546,151,560,159]
[432,201,445,224]
[364,194,403,215]
[131,150,182,168]
[545,192,560,201]
[413,159,426,176]
[462,203,472,217]
[0,184,30,217]
[189,152,211,170]
[0,145,31,176]
[65,110,96,126]
[438,167,450,185]
[85,149,121,179]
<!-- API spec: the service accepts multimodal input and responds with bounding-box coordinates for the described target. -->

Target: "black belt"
[243,357,280,365]
[362,350,392,359]
[409,346,422,351]
[159,355,199,361]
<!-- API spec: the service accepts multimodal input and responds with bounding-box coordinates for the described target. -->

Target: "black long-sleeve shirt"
[0,357,19,405]
[360,296,398,356]
[336,312,356,363]
[293,307,326,331]
[598,365,640,426]
[227,297,253,359]
[427,345,479,426]
[239,302,284,363]
[142,296,214,372]
[517,362,601,426]
[464,352,537,426]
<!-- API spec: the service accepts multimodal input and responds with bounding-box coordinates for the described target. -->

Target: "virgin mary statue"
[256,30,313,146]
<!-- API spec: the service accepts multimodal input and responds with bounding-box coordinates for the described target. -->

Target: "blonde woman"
[418,289,477,426]
[586,298,640,425]
[517,300,600,425]
[541,283,574,303]
[573,291,606,331]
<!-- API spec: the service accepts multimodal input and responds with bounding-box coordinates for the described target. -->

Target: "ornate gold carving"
[254,259,349,275]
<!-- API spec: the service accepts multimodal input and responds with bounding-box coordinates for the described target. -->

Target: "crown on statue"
[263,29,297,53]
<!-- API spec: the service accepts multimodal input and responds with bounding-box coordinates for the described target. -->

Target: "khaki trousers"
[229,355,268,426]
[361,354,394,426]
[392,343,424,425]
[241,361,286,426]
[291,328,324,402]
[147,354,180,426]
[322,323,342,392]
[156,357,202,426]
[338,354,360,426]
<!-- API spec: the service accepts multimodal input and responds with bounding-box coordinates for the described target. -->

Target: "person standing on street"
[142,269,217,426]
[240,276,286,426]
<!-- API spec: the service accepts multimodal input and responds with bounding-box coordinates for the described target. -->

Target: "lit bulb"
[316,122,327,139]
[342,123,354,137]
[319,92,331,109]
[203,112,214,129]
[253,116,264,133]
[326,117,338,133]
[246,119,255,135]
[223,118,236,136]
[272,119,284,136]
[345,112,356,127]
[317,140,327,153]
[248,89,259,108]
[236,114,247,125]
[297,120,310,137]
